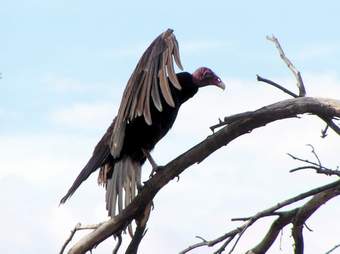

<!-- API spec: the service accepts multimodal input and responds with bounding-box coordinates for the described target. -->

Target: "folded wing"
[110,29,184,158]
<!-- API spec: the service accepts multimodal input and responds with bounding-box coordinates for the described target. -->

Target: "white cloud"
[0,134,93,183]
[1,73,340,254]
[50,102,116,129]
[303,71,340,97]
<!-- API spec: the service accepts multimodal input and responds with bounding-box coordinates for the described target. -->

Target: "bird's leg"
[142,149,162,177]
[145,150,158,169]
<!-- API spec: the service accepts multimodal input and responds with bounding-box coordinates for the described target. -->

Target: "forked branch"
[60,223,103,254]
[181,179,340,253]
[266,35,306,97]
[256,75,298,98]
[288,145,340,177]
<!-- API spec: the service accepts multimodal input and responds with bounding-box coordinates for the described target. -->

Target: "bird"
[60,29,225,218]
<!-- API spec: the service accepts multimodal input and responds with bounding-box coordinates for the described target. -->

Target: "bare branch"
[60,223,82,254]
[321,123,329,138]
[228,224,250,254]
[288,147,340,177]
[211,97,340,135]
[210,111,254,132]
[238,179,340,226]
[307,144,322,166]
[181,179,340,253]
[290,166,323,173]
[326,244,340,254]
[260,34,340,139]
[321,117,340,136]
[215,236,235,254]
[256,75,298,98]
[179,237,208,254]
[232,211,283,222]
[287,153,321,168]
[112,234,122,254]
[292,188,340,254]
[246,186,340,254]
[59,223,102,254]
[266,35,306,96]
[304,222,313,232]
[125,203,151,254]
[179,229,239,254]
[292,223,304,254]
[249,209,298,254]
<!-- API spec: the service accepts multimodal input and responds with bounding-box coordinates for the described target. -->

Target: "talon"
[176,175,180,182]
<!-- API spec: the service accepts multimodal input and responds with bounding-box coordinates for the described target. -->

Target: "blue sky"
[2,0,340,134]
[1,1,340,253]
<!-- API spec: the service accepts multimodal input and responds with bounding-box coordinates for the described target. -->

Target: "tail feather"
[130,165,136,199]
[117,161,124,213]
[60,143,110,204]
[106,156,141,217]
[106,166,118,213]
[60,119,115,205]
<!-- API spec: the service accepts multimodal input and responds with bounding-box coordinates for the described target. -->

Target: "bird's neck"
[173,72,198,104]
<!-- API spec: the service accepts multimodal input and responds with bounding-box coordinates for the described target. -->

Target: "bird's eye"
[204,71,211,78]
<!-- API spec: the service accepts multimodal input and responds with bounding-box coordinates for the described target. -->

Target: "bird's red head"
[192,67,225,90]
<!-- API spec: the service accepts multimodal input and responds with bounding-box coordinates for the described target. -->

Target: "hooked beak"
[216,81,226,90]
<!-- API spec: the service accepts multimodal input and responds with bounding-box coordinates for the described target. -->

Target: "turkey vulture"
[60,29,225,217]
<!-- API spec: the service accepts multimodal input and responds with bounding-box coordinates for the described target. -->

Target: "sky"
[1,0,340,253]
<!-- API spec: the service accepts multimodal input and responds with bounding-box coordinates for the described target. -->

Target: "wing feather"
[158,52,175,107]
[151,79,163,112]
[129,74,145,120]
[135,72,148,117]
[173,37,183,70]
[150,57,163,112]
[110,29,183,158]
[143,68,153,125]
[165,38,181,90]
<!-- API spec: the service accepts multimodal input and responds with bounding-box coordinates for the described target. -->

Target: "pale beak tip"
[218,81,226,90]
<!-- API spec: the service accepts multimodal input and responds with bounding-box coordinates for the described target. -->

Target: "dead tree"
[60,36,340,254]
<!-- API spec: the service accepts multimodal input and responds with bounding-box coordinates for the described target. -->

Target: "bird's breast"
[121,103,179,162]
